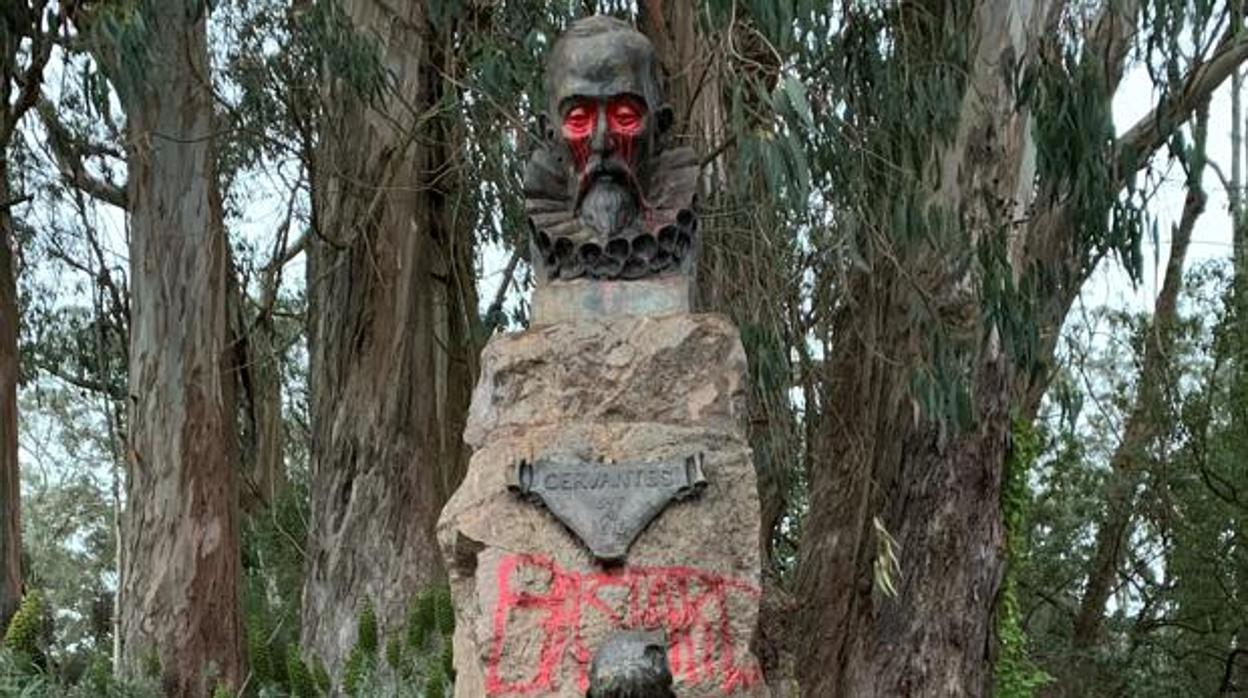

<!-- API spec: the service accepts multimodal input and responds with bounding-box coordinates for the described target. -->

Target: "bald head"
[545,15,666,122]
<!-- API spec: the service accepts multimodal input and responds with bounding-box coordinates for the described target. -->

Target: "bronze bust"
[524,16,698,282]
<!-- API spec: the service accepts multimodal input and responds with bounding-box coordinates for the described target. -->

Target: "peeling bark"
[118,2,245,694]
[302,0,476,680]
[795,2,1057,695]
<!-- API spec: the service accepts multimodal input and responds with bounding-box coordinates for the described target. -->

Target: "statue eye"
[562,103,596,139]
[607,99,644,135]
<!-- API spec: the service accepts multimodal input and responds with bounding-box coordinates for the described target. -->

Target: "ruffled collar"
[523,145,699,281]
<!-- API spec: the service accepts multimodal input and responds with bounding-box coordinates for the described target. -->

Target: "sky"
[1091,67,1238,315]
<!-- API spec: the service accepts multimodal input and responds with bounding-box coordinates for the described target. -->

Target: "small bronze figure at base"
[586,631,676,698]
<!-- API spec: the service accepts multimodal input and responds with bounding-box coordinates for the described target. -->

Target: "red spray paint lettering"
[486,553,762,696]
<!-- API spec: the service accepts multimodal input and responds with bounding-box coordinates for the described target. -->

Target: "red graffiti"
[486,553,762,696]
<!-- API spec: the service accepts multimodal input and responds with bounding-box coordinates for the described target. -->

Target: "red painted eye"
[562,103,596,140]
[607,98,645,135]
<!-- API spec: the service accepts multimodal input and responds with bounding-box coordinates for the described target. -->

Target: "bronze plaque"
[509,454,706,564]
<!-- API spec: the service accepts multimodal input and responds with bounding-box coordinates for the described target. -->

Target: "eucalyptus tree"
[1016,264,1242,696]
[1222,62,1248,693]
[301,0,479,679]
[784,1,1247,696]
[76,0,246,692]
[0,0,54,633]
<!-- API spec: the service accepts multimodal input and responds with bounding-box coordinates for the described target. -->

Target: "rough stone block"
[441,315,769,697]
[465,314,748,448]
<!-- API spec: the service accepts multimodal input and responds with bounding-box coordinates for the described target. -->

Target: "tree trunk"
[0,0,52,638]
[231,269,287,512]
[791,0,1248,691]
[302,0,474,679]
[118,2,245,693]
[1068,154,1206,660]
[795,2,1055,695]
[799,293,1013,697]
[0,158,20,634]
[1229,67,1248,695]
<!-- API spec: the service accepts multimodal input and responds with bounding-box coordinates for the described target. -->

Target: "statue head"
[524,16,698,282]
[545,16,672,219]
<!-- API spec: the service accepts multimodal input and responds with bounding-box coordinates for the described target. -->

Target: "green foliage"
[10,0,1243,696]
[0,647,161,697]
[4,590,47,667]
[338,587,456,696]
[433,588,454,638]
[312,658,331,694]
[342,642,373,697]
[343,600,378,697]
[245,616,278,688]
[1027,48,1143,282]
[407,590,436,650]
[84,655,111,696]
[425,665,446,698]
[1020,263,1247,695]
[439,637,454,681]
[979,224,1042,378]
[995,420,1052,697]
[11,377,119,670]
[300,0,389,104]
[139,647,161,681]
[86,0,156,103]
[385,635,403,674]
[285,646,321,698]
[240,483,309,695]
[357,601,378,655]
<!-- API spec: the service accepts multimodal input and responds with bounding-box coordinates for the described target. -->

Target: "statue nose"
[590,109,610,154]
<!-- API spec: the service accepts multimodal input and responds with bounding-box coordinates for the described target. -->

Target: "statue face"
[523,16,698,283]
[546,24,667,239]
[559,95,647,190]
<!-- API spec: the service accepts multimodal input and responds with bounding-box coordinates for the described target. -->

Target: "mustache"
[575,158,647,209]
[585,160,632,181]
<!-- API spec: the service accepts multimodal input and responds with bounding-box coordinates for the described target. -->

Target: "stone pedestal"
[438,314,769,698]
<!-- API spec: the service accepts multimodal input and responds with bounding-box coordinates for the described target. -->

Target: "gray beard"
[579,179,640,240]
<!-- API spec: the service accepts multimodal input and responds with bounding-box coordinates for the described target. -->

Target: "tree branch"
[263,230,309,274]
[1087,0,1140,95]
[35,99,128,209]
[0,194,31,210]
[1069,103,1209,654]
[1208,157,1234,200]
[1115,30,1248,174]
[1221,647,1248,693]
[35,360,124,401]
[255,177,305,329]
[482,248,520,335]
[0,0,54,147]
[700,134,736,169]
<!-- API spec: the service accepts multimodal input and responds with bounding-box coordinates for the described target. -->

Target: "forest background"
[2,0,1248,696]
